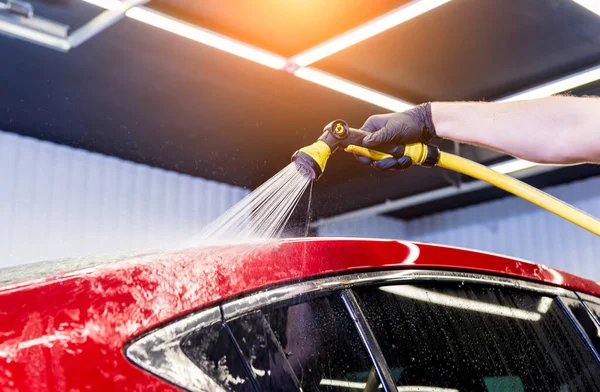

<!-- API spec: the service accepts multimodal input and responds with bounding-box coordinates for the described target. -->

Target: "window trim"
[222,269,578,319]
[577,292,600,307]
[125,306,224,391]
[341,288,397,392]
[575,292,600,332]
[557,296,600,365]
[126,269,581,392]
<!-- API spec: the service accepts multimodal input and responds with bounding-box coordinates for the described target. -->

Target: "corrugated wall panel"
[317,175,600,281]
[318,215,407,239]
[0,130,249,268]
[405,176,600,279]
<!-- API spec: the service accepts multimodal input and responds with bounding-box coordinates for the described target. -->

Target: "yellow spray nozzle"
[344,143,430,165]
[298,140,331,171]
[291,140,332,180]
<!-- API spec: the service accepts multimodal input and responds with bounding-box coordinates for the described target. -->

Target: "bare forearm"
[432,97,600,164]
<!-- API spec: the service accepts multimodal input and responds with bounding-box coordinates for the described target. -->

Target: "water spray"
[292,120,600,236]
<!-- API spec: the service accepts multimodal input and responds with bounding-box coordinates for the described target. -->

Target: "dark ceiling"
[1,0,600,221]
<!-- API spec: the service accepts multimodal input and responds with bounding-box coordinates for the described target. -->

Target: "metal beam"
[0,0,146,51]
[0,12,69,51]
[68,0,146,49]
[311,164,558,228]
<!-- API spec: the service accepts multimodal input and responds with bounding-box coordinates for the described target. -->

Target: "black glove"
[356,102,437,170]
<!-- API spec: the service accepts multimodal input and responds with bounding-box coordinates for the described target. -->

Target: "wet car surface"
[1,238,599,391]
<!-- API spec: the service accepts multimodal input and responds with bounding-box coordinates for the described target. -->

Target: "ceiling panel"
[0,14,389,189]
[1,0,599,222]
[146,0,412,56]
[0,12,505,219]
[570,78,600,96]
[314,0,600,102]
[28,0,104,31]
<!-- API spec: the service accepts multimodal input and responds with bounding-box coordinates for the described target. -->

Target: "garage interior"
[1,0,599,279]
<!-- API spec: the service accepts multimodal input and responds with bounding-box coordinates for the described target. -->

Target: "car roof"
[1,238,598,357]
[2,237,598,298]
[0,249,160,287]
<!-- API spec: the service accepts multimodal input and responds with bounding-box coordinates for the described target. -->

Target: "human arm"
[433,97,600,164]
[358,96,600,168]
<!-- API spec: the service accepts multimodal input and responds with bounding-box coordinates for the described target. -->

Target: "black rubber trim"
[222,320,261,392]
[422,144,440,168]
[556,297,600,366]
[291,151,321,180]
[341,289,397,392]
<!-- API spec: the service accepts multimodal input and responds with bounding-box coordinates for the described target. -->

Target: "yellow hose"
[345,143,600,236]
[438,152,600,236]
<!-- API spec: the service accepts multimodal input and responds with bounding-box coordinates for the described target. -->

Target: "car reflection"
[380,285,549,321]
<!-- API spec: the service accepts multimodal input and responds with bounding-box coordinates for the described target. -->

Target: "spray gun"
[292,119,439,180]
[292,119,600,236]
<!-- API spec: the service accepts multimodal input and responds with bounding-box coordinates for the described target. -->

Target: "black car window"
[582,298,600,327]
[181,322,256,392]
[561,297,600,355]
[227,294,383,392]
[354,283,600,391]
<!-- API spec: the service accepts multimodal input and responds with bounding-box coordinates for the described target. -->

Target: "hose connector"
[404,143,440,167]
[345,142,440,167]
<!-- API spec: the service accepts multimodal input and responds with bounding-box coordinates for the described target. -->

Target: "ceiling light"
[125,8,287,69]
[572,0,600,16]
[489,158,540,174]
[319,379,459,391]
[291,0,452,66]
[81,0,121,10]
[319,379,368,389]
[381,285,542,321]
[295,67,413,112]
[82,1,287,69]
[0,16,70,51]
[537,297,554,313]
[498,64,600,102]
[396,388,459,392]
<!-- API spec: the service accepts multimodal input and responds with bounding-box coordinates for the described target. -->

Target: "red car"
[1,238,599,391]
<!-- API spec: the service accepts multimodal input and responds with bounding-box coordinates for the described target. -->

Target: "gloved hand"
[356,102,437,170]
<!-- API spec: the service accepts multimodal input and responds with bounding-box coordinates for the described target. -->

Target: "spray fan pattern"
[186,163,312,245]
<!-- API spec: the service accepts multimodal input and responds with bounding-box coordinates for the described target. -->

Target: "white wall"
[318,215,407,239]
[0,130,249,268]
[319,175,600,281]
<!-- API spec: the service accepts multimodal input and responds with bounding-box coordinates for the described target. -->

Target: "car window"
[353,282,600,392]
[561,297,600,355]
[227,294,383,392]
[581,299,600,327]
[181,322,256,392]
[581,299,600,352]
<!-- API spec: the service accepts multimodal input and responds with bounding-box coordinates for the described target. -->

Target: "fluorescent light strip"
[292,0,452,66]
[395,388,459,392]
[537,297,554,313]
[498,64,600,102]
[381,285,542,321]
[489,159,539,174]
[126,8,287,69]
[319,379,367,389]
[572,0,600,16]
[82,0,121,10]
[82,1,286,69]
[319,379,458,391]
[0,18,70,51]
[295,67,414,112]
